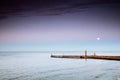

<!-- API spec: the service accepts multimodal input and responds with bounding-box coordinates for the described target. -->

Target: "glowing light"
[97,37,100,40]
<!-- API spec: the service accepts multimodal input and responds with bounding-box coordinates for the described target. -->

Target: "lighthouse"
[85,50,87,57]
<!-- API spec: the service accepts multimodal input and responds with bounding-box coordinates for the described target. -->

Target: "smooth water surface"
[0,52,120,80]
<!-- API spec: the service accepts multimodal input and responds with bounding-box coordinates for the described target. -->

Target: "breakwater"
[51,55,120,61]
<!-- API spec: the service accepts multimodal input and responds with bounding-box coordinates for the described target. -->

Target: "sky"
[0,0,120,51]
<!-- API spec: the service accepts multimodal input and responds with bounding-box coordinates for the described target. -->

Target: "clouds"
[0,0,120,44]
[0,0,120,20]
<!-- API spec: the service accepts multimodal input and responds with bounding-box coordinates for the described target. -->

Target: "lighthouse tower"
[85,50,87,57]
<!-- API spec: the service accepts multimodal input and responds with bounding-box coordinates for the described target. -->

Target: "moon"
[97,37,100,40]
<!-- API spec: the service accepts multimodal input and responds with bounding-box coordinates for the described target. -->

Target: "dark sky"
[0,0,120,20]
[0,0,120,51]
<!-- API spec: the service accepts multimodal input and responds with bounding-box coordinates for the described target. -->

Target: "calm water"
[0,52,120,80]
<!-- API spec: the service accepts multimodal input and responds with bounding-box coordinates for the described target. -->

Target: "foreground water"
[0,52,120,80]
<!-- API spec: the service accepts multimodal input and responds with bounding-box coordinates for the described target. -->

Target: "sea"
[0,51,120,80]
